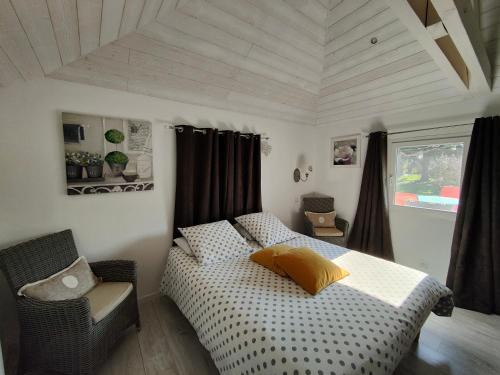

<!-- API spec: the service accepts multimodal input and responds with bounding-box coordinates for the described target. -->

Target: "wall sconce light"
[293,166,312,182]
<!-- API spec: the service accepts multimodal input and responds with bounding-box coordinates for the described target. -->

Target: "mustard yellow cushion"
[274,247,349,295]
[250,244,293,276]
[305,211,336,228]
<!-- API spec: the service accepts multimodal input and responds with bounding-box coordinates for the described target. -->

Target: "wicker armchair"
[0,229,140,375]
[303,195,349,247]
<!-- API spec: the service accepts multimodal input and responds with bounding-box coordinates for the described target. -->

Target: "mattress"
[160,234,453,375]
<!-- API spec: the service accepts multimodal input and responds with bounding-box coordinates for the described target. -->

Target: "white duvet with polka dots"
[160,234,453,375]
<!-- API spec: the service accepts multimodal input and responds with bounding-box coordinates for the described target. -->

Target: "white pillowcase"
[233,223,254,241]
[173,237,194,256]
[235,212,298,247]
[179,220,252,265]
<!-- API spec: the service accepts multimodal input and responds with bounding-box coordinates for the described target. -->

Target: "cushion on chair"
[17,256,100,301]
[313,227,344,237]
[84,282,133,323]
[305,211,336,228]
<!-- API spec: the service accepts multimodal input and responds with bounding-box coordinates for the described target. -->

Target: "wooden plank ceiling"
[0,0,498,126]
[482,0,500,91]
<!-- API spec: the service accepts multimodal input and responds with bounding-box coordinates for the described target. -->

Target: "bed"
[160,234,453,375]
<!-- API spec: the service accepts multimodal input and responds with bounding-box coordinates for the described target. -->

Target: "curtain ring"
[177,127,184,133]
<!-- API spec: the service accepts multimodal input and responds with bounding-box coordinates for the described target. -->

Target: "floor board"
[96,327,146,375]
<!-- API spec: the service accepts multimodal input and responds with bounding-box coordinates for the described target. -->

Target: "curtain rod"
[365,123,473,137]
[168,125,270,140]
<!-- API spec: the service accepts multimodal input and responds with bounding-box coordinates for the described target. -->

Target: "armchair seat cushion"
[313,227,344,237]
[85,281,133,323]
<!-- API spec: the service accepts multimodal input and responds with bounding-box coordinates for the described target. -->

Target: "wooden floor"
[8,296,499,375]
[91,296,500,375]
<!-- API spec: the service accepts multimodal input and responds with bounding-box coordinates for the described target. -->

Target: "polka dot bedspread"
[160,234,453,375]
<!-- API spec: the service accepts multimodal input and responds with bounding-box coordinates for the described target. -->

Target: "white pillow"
[233,223,254,241]
[179,220,252,265]
[17,256,100,301]
[235,212,298,247]
[173,237,194,256]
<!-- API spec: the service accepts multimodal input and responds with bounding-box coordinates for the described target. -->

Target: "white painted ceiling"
[0,0,499,126]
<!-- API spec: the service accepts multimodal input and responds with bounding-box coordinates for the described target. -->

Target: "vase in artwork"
[107,162,128,177]
[105,151,129,177]
[137,153,153,179]
[66,165,83,180]
[85,165,103,178]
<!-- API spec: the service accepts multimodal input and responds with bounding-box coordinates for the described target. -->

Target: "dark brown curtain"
[347,131,394,261]
[174,125,262,234]
[446,117,500,314]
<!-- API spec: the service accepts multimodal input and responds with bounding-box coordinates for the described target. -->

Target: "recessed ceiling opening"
[408,0,470,88]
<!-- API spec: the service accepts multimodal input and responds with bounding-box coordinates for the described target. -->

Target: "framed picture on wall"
[330,134,361,167]
[62,112,154,195]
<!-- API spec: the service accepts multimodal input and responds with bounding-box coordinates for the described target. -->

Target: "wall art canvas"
[331,135,361,167]
[62,112,154,195]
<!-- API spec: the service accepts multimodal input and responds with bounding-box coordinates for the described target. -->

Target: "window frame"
[388,132,470,218]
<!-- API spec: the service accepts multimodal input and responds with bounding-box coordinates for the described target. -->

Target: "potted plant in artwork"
[105,151,129,176]
[84,152,104,178]
[65,151,85,180]
[104,129,129,177]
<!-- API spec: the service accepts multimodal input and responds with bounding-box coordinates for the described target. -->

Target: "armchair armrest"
[18,296,92,335]
[90,260,137,285]
[304,216,315,236]
[90,260,140,330]
[17,297,92,370]
[19,295,91,316]
[335,217,349,236]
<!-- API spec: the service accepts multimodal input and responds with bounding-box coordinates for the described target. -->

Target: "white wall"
[314,95,500,283]
[0,78,316,298]
[2,77,500,296]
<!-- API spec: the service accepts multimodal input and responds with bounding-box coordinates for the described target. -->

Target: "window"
[394,142,465,212]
